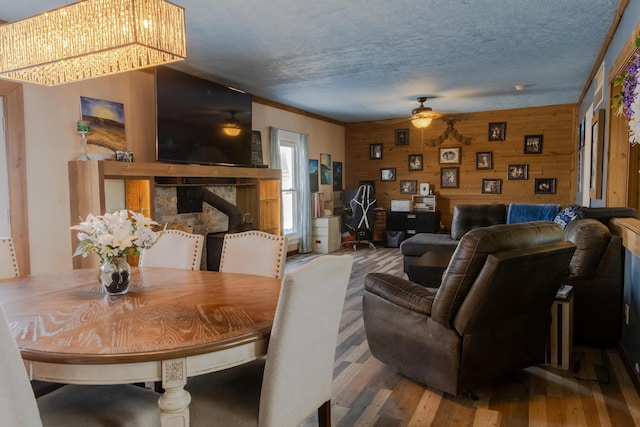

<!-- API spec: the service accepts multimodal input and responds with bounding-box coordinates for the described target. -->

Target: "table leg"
[158,358,191,427]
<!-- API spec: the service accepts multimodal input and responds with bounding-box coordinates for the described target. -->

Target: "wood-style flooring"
[287,246,640,427]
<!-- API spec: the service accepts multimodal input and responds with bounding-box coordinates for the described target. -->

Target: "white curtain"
[270,127,311,253]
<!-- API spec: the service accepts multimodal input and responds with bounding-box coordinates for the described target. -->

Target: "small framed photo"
[482,178,502,194]
[408,154,423,171]
[370,143,383,159]
[441,167,459,188]
[488,122,506,141]
[439,147,460,164]
[395,128,409,145]
[400,180,417,194]
[381,167,396,182]
[535,178,556,194]
[476,151,493,170]
[524,135,543,154]
[115,150,133,162]
[507,164,528,180]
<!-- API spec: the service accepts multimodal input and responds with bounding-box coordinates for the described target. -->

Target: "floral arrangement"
[613,34,640,145]
[71,209,160,263]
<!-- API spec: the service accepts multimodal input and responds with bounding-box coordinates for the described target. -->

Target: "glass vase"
[100,256,130,295]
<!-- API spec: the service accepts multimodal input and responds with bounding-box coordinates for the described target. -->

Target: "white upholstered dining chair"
[186,254,353,427]
[139,229,204,270]
[0,237,19,279]
[219,230,288,279]
[0,305,160,427]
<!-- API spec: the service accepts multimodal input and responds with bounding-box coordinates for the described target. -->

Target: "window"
[278,130,302,239]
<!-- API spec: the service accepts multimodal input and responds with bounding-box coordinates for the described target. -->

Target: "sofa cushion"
[564,218,610,279]
[450,203,507,240]
[507,203,560,224]
[553,205,584,230]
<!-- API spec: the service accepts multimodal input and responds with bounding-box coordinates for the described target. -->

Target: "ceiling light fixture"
[0,0,187,86]
[411,97,437,129]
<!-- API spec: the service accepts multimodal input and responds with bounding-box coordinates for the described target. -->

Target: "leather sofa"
[400,204,637,346]
[363,222,576,395]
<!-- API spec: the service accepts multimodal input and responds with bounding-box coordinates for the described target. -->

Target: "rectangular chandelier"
[0,0,187,86]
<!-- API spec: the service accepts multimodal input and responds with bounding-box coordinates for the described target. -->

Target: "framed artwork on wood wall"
[524,135,543,154]
[476,152,493,170]
[488,122,506,141]
[441,167,459,188]
[395,128,409,145]
[535,178,556,194]
[482,178,502,194]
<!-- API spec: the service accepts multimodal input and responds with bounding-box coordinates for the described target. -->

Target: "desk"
[0,267,281,427]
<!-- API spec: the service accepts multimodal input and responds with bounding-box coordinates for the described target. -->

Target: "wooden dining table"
[0,266,282,427]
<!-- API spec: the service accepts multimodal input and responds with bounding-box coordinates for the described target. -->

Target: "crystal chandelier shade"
[0,0,187,86]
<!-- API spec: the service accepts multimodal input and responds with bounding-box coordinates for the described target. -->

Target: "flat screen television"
[155,66,253,167]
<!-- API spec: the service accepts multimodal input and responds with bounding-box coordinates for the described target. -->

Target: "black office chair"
[346,184,376,250]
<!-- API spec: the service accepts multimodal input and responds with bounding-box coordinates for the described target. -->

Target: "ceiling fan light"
[411,116,433,128]
[410,97,436,128]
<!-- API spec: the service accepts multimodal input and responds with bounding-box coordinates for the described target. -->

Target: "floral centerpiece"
[71,209,161,294]
[613,34,640,145]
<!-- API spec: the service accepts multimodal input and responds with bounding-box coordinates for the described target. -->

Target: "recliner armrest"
[364,273,436,315]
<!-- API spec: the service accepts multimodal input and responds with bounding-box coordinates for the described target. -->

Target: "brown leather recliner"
[564,218,623,346]
[363,221,576,396]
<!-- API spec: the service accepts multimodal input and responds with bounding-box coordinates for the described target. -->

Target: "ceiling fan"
[410,96,439,129]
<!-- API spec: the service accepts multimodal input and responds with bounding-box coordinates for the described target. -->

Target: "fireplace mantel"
[68,161,282,269]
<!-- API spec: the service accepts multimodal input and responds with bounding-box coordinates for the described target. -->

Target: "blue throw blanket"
[507,203,560,224]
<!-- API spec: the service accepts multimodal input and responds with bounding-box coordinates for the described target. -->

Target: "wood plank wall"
[345,104,577,228]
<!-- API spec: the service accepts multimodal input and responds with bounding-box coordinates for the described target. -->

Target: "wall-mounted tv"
[155,66,253,167]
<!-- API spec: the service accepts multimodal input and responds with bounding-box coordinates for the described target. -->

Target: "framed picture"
[507,164,528,180]
[524,135,543,154]
[115,150,133,162]
[535,178,556,194]
[440,167,459,188]
[309,159,319,192]
[408,154,423,171]
[476,151,493,170]
[482,178,502,194]
[320,153,331,184]
[439,147,460,164]
[381,168,396,182]
[81,96,127,151]
[395,128,409,145]
[400,180,417,194]
[590,109,605,198]
[332,161,342,191]
[488,122,506,141]
[370,143,383,159]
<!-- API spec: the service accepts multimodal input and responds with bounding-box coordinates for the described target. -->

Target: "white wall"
[19,72,344,273]
[252,103,345,209]
[23,71,156,274]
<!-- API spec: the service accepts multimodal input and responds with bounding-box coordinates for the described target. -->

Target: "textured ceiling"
[0,0,620,123]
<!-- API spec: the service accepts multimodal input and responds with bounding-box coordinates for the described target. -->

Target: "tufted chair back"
[0,237,19,279]
[139,229,204,270]
[219,231,288,279]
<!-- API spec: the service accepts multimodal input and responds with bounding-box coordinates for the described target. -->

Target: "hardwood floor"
[287,246,640,427]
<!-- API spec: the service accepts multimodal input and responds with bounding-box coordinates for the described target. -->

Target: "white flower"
[71,209,160,263]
